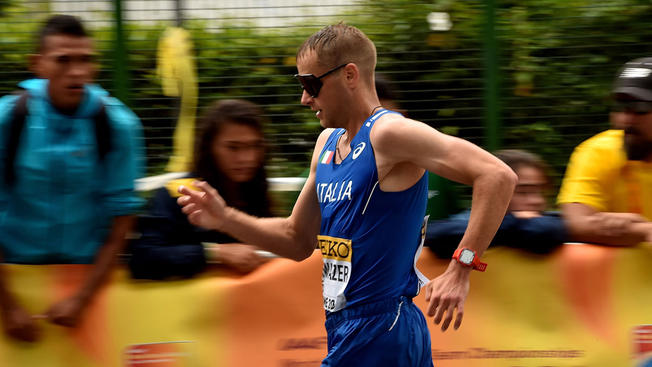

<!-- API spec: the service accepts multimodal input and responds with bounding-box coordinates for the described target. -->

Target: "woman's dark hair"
[194,99,271,217]
[494,149,552,187]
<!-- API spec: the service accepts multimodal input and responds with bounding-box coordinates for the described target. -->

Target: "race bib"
[318,235,352,312]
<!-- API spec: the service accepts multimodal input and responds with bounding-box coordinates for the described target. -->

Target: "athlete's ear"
[343,63,360,88]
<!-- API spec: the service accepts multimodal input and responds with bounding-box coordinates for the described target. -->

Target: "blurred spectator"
[375,73,405,115]
[557,57,652,246]
[128,99,271,279]
[375,73,462,219]
[426,149,567,258]
[0,15,143,341]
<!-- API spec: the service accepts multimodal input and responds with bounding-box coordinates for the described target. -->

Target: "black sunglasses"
[294,63,348,98]
[612,100,652,115]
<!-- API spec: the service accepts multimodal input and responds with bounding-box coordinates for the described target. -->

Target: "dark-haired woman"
[426,149,568,258]
[129,99,272,279]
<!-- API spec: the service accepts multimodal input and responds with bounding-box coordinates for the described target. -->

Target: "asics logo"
[352,142,366,160]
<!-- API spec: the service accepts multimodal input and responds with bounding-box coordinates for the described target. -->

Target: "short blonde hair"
[297,23,376,85]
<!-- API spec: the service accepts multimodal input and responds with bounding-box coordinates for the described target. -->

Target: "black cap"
[612,57,652,101]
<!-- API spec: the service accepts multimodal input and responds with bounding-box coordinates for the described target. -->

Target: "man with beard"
[557,57,652,246]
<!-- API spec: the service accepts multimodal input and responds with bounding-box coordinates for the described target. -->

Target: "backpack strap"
[94,102,111,161]
[4,91,29,186]
[3,92,112,187]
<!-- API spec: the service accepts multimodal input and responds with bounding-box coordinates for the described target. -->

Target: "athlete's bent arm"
[372,116,517,255]
[177,130,331,261]
[372,116,517,331]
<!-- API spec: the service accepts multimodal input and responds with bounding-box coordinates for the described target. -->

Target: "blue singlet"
[315,109,433,366]
[315,108,429,312]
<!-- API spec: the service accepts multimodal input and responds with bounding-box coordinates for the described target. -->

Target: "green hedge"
[2,0,651,188]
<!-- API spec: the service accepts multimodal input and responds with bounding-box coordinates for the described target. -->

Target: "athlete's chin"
[319,118,333,129]
[316,110,335,128]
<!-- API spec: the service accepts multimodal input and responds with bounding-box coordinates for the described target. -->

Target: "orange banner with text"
[0,244,650,367]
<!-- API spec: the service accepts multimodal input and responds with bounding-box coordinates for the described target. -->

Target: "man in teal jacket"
[0,15,143,342]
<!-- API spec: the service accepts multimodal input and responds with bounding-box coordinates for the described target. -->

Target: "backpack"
[3,90,111,186]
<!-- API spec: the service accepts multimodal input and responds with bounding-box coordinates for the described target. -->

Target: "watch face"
[459,249,475,265]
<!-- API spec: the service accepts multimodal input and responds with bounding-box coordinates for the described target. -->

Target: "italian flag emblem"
[320,150,334,164]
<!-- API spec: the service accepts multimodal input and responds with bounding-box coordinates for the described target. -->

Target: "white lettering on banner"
[317,181,353,203]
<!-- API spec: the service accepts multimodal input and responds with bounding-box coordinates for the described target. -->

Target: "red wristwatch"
[452,248,487,272]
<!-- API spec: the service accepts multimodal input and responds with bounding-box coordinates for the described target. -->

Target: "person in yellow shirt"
[558,57,652,246]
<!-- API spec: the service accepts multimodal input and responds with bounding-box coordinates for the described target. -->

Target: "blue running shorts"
[322,296,434,367]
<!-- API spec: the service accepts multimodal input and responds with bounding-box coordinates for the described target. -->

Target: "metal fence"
[1,0,651,200]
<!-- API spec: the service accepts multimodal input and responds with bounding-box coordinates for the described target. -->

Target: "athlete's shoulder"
[318,128,338,141]
[315,128,338,150]
[370,113,421,147]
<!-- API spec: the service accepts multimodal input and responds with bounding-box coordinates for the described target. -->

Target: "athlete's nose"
[301,89,314,106]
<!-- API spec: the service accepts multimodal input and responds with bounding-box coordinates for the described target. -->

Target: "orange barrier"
[0,244,650,366]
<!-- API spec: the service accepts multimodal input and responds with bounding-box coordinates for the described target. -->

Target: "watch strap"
[453,247,487,272]
[473,259,487,272]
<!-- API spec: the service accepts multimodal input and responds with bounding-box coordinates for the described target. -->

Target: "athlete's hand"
[178,181,228,231]
[424,261,471,332]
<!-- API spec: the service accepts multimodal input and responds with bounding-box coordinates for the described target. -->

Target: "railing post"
[113,0,129,104]
[483,0,501,151]
[175,0,183,27]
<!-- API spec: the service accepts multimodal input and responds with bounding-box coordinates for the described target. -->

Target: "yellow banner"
[0,244,650,366]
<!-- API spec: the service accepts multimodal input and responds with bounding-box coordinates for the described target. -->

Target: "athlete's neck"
[338,96,382,144]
